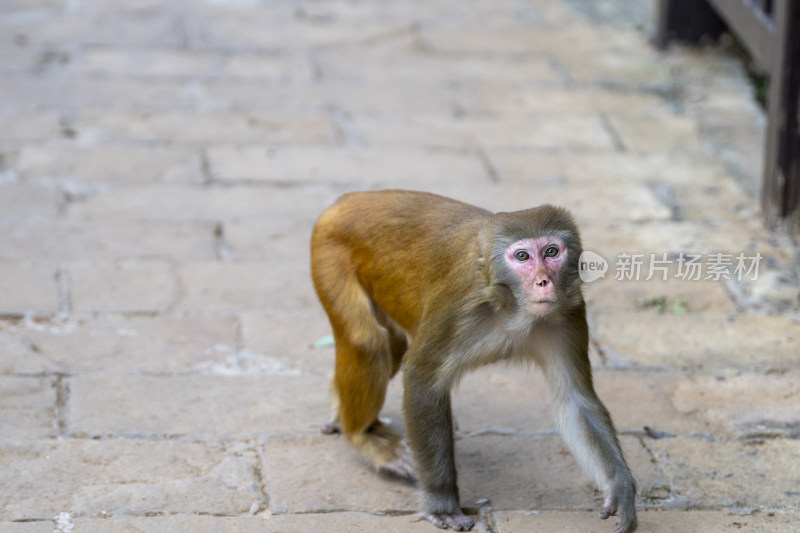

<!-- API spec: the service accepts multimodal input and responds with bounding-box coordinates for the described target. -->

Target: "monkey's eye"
[514,250,530,261]
[544,246,559,257]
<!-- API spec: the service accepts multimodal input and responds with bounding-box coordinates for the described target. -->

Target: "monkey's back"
[311,190,492,333]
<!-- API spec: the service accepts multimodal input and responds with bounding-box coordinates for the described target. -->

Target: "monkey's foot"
[423,512,474,531]
[321,420,340,434]
[378,445,417,481]
[600,498,637,533]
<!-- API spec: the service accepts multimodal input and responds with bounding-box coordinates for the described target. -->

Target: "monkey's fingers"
[423,513,474,531]
[600,498,618,520]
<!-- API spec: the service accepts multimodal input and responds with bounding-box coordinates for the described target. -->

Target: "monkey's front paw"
[600,497,637,533]
[423,512,474,531]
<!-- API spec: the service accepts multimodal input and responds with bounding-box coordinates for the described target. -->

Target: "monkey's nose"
[536,278,550,287]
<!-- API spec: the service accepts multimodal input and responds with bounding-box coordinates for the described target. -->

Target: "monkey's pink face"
[504,236,568,313]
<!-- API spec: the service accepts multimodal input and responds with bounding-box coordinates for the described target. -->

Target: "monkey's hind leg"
[319,278,416,481]
[330,330,416,481]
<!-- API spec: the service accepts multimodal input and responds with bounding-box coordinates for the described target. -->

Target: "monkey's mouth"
[530,299,556,310]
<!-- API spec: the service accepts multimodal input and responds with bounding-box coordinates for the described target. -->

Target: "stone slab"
[583,276,734,315]
[456,435,662,509]
[452,366,720,438]
[220,219,314,261]
[239,308,339,376]
[72,110,335,145]
[0,523,51,533]
[671,372,800,438]
[175,262,317,313]
[69,374,330,438]
[0,220,217,262]
[0,262,60,315]
[647,437,800,509]
[65,183,339,223]
[205,146,489,185]
[75,515,268,533]
[593,313,800,371]
[260,433,419,513]
[3,315,238,375]
[317,47,560,84]
[0,183,59,217]
[494,509,800,532]
[0,439,262,520]
[67,260,178,313]
[9,144,204,184]
[75,512,442,532]
[350,113,615,150]
[0,325,66,375]
[0,376,55,439]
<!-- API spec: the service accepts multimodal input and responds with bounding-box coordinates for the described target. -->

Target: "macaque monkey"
[311,190,637,533]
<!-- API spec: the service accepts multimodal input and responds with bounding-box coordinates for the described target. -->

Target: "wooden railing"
[656,0,800,230]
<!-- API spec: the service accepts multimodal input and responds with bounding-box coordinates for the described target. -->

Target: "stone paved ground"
[1,0,799,531]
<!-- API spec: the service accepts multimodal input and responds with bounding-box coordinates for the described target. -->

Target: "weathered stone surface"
[318,46,560,84]
[455,86,666,115]
[593,313,800,371]
[0,523,52,533]
[452,366,727,438]
[69,374,330,437]
[407,182,671,223]
[647,438,800,509]
[75,48,313,82]
[76,515,268,533]
[260,433,418,513]
[0,262,60,315]
[9,144,204,184]
[494,510,800,532]
[3,315,239,374]
[72,110,335,145]
[0,325,66,375]
[583,276,734,314]
[67,260,178,313]
[0,440,262,520]
[350,113,616,150]
[456,435,661,509]
[0,220,217,261]
[266,512,437,532]
[608,111,701,155]
[239,308,338,375]
[205,146,489,185]
[0,110,63,141]
[76,512,441,532]
[65,183,340,223]
[0,376,55,439]
[0,184,59,217]
[220,220,314,261]
[175,262,317,313]
[671,372,800,438]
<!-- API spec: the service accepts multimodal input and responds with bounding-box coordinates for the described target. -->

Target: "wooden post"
[762,0,800,228]
[654,0,726,48]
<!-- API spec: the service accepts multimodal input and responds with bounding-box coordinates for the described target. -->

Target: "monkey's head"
[488,205,583,318]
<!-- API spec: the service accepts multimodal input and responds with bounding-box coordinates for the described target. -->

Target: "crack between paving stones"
[253,445,270,514]
[598,113,626,153]
[53,374,70,438]
[474,148,501,183]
